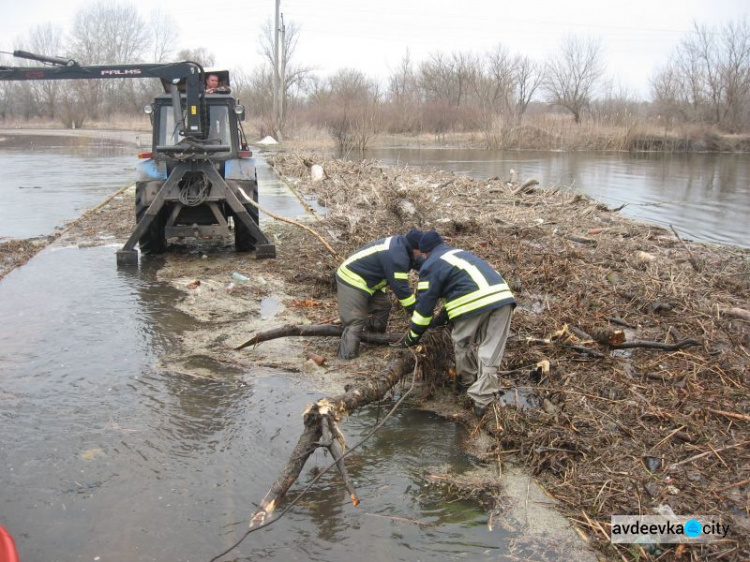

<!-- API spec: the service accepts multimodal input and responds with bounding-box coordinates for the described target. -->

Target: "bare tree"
[175,48,215,67]
[652,18,750,132]
[148,9,179,63]
[544,34,605,123]
[473,45,515,117]
[258,19,312,134]
[418,51,481,133]
[419,51,475,107]
[67,1,153,119]
[719,18,750,130]
[14,23,65,119]
[513,54,544,117]
[235,66,275,136]
[386,50,421,132]
[69,1,151,64]
[314,68,381,153]
[592,81,644,127]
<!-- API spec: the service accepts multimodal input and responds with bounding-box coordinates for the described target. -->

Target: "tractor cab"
[148,92,248,162]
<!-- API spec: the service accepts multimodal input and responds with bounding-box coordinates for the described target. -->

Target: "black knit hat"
[405,228,423,250]
[419,231,444,253]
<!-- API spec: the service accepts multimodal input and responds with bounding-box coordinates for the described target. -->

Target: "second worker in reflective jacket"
[336,228,423,359]
[404,231,516,414]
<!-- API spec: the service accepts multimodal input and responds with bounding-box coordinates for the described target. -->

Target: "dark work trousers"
[337,281,392,359]
[451,304,514,407]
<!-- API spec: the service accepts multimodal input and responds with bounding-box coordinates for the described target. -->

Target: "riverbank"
[3,120,750,153]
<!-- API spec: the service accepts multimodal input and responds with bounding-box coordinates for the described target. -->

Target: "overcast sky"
[2,0,748,99]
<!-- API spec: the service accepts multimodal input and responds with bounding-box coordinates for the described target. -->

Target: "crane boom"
[0,51,206,135]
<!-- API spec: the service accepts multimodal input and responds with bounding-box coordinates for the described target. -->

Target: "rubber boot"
[339,325,361,359]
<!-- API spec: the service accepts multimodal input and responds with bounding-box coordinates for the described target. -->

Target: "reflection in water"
[364,148,750,248]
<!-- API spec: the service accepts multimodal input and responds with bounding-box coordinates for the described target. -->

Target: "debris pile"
[268,152,750,561]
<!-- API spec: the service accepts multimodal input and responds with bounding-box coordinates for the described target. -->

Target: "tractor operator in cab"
[205,73,230,93]
[403,231,516,416]
[336,229,423,360]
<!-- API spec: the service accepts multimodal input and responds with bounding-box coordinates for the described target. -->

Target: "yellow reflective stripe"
[337,265,375,294]
[341,237,392,268]
[393,272,409,280]
[417,281,430,291]
[440,249,490,289]
[445,283,511,313]
[409,330,420,338]
[399,294,417,307]
[337,236,393,294]
[447,288,514,318]
[411,310,432,326]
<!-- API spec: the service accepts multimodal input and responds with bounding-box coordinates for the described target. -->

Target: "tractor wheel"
[234,182,259,252]
[135,186,167,254]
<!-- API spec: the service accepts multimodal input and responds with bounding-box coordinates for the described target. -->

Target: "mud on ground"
[4,148,749,561]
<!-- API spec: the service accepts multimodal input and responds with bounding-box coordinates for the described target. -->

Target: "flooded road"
[0,135,137,239]
[0,247,510,561]
[0,137,554,561]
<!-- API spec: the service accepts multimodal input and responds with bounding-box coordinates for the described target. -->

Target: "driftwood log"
[210,352,417,561]
[248,350,416,528]
[236,323,402,350]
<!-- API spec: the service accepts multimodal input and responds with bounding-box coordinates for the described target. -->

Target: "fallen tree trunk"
[236,323,402,350]
[249,352,416,528]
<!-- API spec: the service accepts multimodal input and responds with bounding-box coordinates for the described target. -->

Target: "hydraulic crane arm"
[0,50,206,136]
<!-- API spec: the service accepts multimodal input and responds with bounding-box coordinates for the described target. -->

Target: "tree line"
[1,1,748,150]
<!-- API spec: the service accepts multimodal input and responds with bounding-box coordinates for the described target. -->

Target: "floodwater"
[0,135,137,239]
[1,136,538,562]
[0,134,313,240]
[364,148,750,248]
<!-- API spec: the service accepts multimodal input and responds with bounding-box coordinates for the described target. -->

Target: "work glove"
[402,331,421,348]
[429,309,449,328]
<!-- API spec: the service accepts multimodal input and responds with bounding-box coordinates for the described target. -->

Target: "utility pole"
[272,0,281,140]
[278,13,285,140]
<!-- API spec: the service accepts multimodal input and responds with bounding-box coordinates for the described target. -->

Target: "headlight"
[233,105,245,117]
[143,104,153,115]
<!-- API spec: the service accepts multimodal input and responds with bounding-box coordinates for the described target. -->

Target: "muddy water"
[0,246,510,561]
[364,148,750,248]
[0,139,545,561]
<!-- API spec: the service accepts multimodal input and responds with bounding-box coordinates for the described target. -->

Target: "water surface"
[364,148,750,248]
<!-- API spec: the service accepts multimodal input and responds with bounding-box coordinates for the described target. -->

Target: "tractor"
[0,50,276,265]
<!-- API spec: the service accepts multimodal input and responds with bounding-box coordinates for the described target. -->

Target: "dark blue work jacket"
[408,243,515,339]
[335,235,417,309]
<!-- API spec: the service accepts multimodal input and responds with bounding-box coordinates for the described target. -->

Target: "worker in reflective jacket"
[404,231,516,414]
[336,229,423,359]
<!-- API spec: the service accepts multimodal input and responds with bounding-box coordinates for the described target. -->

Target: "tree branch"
[235,323,402,350]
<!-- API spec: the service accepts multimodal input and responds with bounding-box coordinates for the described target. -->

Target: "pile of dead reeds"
[269,151,749,561]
